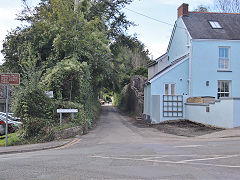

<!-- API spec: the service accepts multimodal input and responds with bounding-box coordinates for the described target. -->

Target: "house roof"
[182,12,240,40]
[147,60,157,68]
[148,53,189,83]
[155,53,167,62]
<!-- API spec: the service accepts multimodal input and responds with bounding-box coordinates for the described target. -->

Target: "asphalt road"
[1,105,240,180]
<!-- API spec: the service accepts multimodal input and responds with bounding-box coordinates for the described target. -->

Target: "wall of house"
[143,84,151,116]
[151,59,189,96]
[233,99,240,127]
[151,95,160,123]
[147,59,189,123]
[148,64,158,80]
[157,54,168,73]
[168,18,190,63]
[185,98,240,128]
[191,40,240,98]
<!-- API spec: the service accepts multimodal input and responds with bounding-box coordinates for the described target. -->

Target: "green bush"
[131,67,147,77]
[13,85,54,120]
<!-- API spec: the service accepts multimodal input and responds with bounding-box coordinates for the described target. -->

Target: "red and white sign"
[0,73,20,85]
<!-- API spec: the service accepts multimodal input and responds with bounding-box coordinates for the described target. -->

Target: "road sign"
[57,109,78,126]
[0,73,20,147]
[45,91,54,98]
[57,109,78,113]
[0,73,20,85]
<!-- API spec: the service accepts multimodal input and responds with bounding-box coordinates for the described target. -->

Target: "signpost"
[0,73,20,147]
[57,109,78,126]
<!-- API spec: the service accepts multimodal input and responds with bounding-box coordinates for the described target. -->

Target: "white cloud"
[0,6,22,63]
[145,42,168,60]
[0,7,21,21]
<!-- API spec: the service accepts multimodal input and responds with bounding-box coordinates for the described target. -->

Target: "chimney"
[178,3,189,18]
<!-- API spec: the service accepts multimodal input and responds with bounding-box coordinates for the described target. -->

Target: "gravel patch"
[133,119,224,137]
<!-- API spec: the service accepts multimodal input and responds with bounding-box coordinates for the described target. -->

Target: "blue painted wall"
[151,59,189,96]
[168,18,190,63]
[191,40,240,98]
[148,59,189,123]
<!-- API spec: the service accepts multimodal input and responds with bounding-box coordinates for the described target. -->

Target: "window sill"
[217,70,232,72]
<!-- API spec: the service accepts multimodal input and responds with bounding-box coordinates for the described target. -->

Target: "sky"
[0,0,215,64]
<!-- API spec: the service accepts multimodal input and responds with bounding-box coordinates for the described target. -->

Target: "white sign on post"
[57,109,78,113]
[45,91,54,98]
[57,109,78,126]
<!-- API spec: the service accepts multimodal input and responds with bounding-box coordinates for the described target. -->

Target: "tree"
[194,5,210,12]
[215,0,240,13]
[110,35,150,90]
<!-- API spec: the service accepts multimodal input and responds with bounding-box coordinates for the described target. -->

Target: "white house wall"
[148,65,156,80]
[233,98,240,127]
[157,55,168,72]
[185,99,235,128]
[168,18,191,64]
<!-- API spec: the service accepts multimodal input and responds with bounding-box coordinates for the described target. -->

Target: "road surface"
[1,105,240,179]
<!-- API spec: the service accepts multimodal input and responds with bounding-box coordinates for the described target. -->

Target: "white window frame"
[164,83,176,95]
[217,80,231,99]
[218,47,230,71]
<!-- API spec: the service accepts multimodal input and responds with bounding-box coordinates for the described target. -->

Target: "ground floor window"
[164,83,175,95]
[218,80,231,99]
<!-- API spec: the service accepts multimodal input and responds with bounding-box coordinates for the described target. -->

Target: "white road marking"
[108,154,222,157]
[175,145,203,148]
[177,154,240,163]
[90,154,240,168]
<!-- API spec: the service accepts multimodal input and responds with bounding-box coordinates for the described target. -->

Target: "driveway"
[1,105,240,179]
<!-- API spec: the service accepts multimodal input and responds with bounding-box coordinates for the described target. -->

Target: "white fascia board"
[149,56,189,83]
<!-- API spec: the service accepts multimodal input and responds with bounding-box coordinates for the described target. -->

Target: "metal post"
[72,113,74,119]
[60,113,62,126]
[5,85,9,147]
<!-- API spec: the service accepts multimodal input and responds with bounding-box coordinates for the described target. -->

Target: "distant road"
[1,105,240,179]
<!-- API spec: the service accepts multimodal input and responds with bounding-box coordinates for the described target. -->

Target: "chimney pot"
[178,3,189,18]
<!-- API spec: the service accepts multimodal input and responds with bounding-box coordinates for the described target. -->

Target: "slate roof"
[182,12,240,40]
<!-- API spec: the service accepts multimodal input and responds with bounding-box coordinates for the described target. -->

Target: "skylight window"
[209,21,222,29]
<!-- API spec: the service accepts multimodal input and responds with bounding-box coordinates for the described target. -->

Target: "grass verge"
[0,133,23,147]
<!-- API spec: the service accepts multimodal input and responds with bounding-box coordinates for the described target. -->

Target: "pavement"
[0,138,73,155]
[198,127,240,139]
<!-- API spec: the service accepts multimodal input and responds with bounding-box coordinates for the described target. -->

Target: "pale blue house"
[144,3,240,128]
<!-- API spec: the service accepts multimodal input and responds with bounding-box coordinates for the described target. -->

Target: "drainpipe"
[189,40,193,97]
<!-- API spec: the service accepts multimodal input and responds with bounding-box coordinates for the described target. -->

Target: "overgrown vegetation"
[1,0,149,144]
